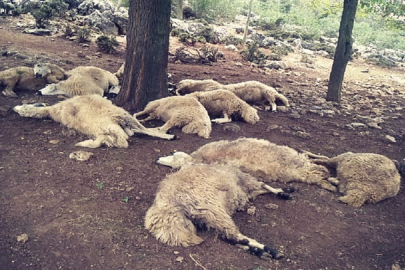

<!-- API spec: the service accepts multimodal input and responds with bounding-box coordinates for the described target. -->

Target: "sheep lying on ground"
[224,81,289,112]
[156,138,335,191]
[1,63,67,97]
[175,79,224,95]
[307,152,401,207]
[145,163,294,259]
[134,96,212,138]
[175,79,289,111]
[187,89,260,124]
[13,95,175,148]
[38,66,120,98]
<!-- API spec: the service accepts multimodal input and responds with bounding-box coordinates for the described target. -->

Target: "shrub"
[96,35,119,54]
[24,0,68,28]
[77,27,91,43]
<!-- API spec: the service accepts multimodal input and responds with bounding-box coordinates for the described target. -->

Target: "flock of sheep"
[1,62,403,260]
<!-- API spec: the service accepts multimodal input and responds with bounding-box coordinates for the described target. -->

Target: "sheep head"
[155,151,193,168]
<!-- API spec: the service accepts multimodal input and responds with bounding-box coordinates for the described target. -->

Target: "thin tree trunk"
[242,0,253,47]
[176,0,183,19]
[326,0,358,102]
[115,0,171,111]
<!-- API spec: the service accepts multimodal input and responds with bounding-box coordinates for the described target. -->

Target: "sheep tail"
[144,206,203,247]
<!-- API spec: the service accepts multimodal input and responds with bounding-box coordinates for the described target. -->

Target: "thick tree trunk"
[326,0,358,102]
[115,0,171,111]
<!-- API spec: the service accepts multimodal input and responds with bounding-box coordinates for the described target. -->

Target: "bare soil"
[1,15,405,270]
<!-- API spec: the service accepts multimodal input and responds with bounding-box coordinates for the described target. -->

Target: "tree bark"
[242,0,254,47]
[176,0,183,19]
[326,0,358,102]
[115,0,171,111]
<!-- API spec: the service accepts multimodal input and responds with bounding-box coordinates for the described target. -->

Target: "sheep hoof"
[282,187,297,193]
[277,192,292,200]
[171,135,178,140]
[248,245,282,260]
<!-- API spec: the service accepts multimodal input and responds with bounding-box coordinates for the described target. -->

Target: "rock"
[246,206,256,215]
[69,151,94,161]
[264,203,279,210]
[17,233,28,243]
[383,135,396,143]
[223,123,240,133]
[23,28,52,36]
[175,256,184,262]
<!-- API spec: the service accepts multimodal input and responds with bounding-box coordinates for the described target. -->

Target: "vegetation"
[24,0,68,28]
[96,35,119,54]
[186,0,405,51]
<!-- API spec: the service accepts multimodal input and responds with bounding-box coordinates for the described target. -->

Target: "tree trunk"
[176,0,183,19]
[326,0,358,102]
[115,0,171,111]
[242,0,254,47]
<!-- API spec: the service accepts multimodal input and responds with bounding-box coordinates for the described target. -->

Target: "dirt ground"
[0,15,405,270]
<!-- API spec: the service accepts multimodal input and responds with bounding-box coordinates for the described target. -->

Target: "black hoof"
[277,192,292,200]
[36,91,43,96]
[171,135,178,140]
[283,187,297,193]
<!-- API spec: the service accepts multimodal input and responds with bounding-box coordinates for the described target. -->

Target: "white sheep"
[175,79,289,111]
[156,138,335,191]
[114,63,125,79]
[175,79,223,95]
[0,63,67,97]
[186,89,260,124]
[307,152,401,207]
[13,95,176,148]
[38,66,120,97]
[224,81,289,112]
[145,163,294,259]
[134,96,212,138]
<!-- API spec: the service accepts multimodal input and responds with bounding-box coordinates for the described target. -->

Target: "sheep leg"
[75,138,103,148]
[123,115,176,140]
[339,190,367,207]
[262,91,277,111]
[250,183,296,200]
[327,177,340,186]
[197,208,282,259]
[2,85,18,98]
[211,113,232,124]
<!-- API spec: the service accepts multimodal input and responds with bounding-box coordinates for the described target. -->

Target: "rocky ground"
[0,15,405,270]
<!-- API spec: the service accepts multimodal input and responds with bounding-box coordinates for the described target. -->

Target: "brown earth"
[1,15,405,270]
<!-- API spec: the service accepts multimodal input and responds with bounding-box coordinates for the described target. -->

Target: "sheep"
[114,63,125,79]
[175,79,289,111]
[134,96,212,138]
[0,63,67,97]
[13,94,176,148]
[175,79,223,95]
[38,66,120,98]
[224,81,289,112]
[186,89,260,124]
[145,163,295,259]
[307,152,401,207]
[156,138,336,191]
